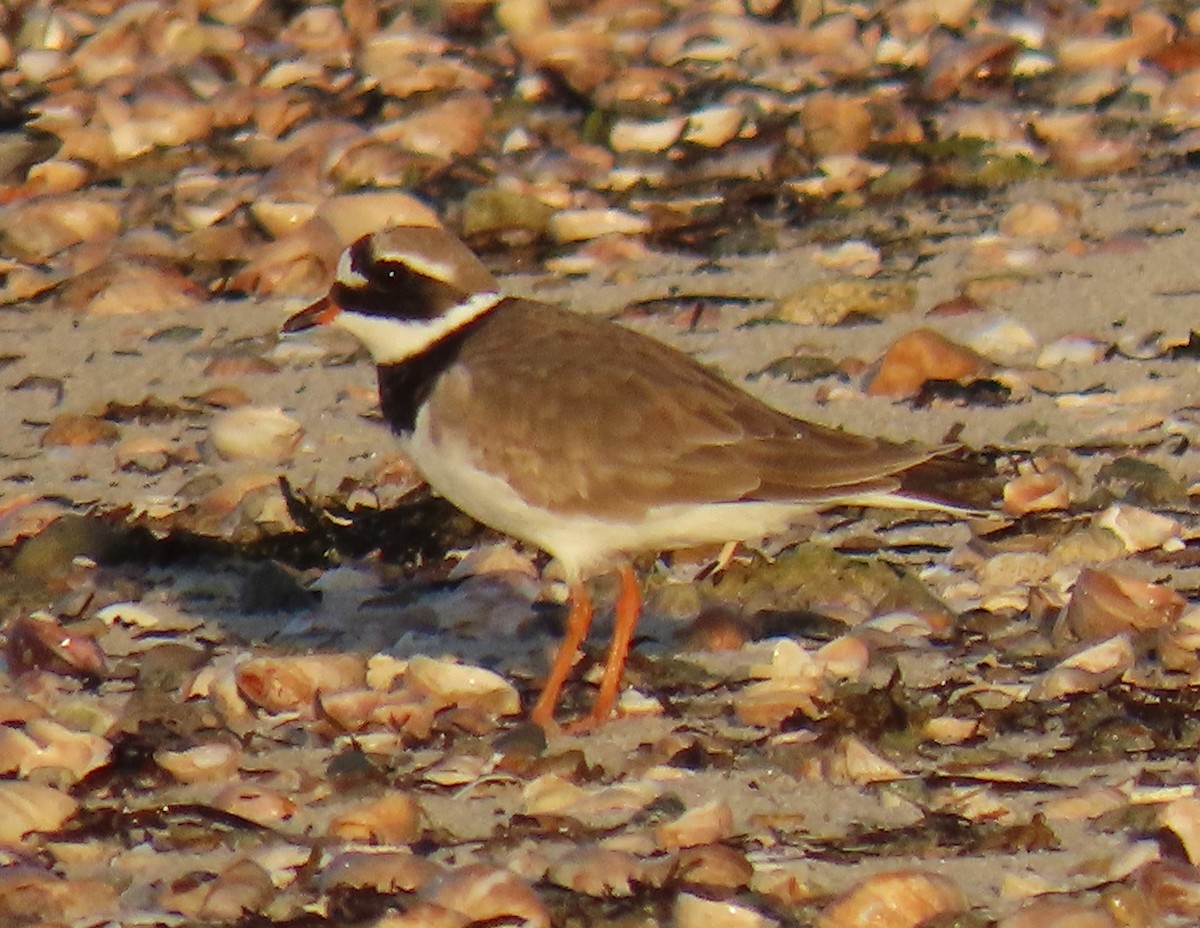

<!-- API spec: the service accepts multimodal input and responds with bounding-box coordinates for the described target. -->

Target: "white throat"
[332,290,502,365]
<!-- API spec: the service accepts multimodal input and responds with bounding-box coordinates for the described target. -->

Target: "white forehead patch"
[336,249,368,288]
[333,290,503,365]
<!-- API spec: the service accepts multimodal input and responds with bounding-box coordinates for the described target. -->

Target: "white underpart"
[405,403,912,582]
[332,291,502,365]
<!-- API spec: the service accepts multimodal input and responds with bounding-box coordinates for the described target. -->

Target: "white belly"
[402,409,884,581]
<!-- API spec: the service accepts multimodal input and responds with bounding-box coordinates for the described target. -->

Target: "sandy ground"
[5,174,1200,512]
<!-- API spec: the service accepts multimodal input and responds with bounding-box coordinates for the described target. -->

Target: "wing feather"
[425,299,938,518]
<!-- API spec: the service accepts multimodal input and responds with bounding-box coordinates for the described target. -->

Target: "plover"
[283,225,959,728]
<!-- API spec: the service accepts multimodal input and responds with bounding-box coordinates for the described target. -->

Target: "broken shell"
[1059,634,1137,674]
[406,656,520,716]
[1060,569,1184,641]
[0,498,68,548]
[235,653,366,713]
[0,868,118,925]
[232,220,343,297]
[424,864,550,928]
[817,637,869,680]
[617,687,663,718]
[523,773,660,823]
[7,612,107,679]
[999,200,1068,240]
[1040,786,1128,823]
[512,26,614,95]
[42,413,120,448]
[114,436,174,474]
[447,542,539,582]
[0,196,121,262]
[250,199,318,239]
[193,472,293,535]
[817,869,967,928]
[867,328,993,398]
[183,652,254,731]
[1131,860,1200,918]
[329,793,423,844]
[70,260,204,316]
[825,735,908,785]
[1096,504,1182,553]
[546,847,645,896]
[790,155,888,197]
[319,689,397,731]
[212,784,297,826]
[997,897,1122,928]
[422,752,490,787]
[1033,635,1135,700]
[773,280,915,325]
[735,641,826,726]
[1160,798,1200,866]
[0,782,77,841]
[673,844,754,892]
[656,800,734,850]
[209,405,302,463]
[1,718,110,783]
[1056,10,1173,72]
[320,849,442,893]
[26,158,89,195]
[193,858,275,923]
[1003,471,1072,516]
[926,294,985,317]
[316,192,441,247]
[683,105,746,148]
[154,742,241,783]
[812,241,881,277]
[197,385,253,409]
[0,696,45,727]
[922,716,979,745]
[374,93,491,159]
[366,652,410,691]
[1158,607,1200,673]
[1049,135,1139,178]
[609,116,687,153]
[676,892,778,928]
[548,209,649,243]
[922,37,1018,101]
[964,318,1038,363]
[1036,335,1108,368]
[801,92,873,156]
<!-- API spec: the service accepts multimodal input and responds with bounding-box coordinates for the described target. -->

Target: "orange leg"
[530,580,594,728]
[582,563,641,728]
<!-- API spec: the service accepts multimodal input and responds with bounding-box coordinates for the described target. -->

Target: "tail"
[892,449,1003,517]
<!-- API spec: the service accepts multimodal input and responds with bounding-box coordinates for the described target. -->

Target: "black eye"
[365,259,405,287]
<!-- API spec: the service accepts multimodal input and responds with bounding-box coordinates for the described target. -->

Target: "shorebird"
[283,224,956,728]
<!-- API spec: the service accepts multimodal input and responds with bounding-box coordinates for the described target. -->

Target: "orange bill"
[281,294,340,334]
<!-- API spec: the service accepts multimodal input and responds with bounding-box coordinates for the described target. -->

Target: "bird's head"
[282,224,502,364]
